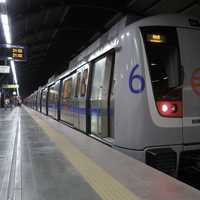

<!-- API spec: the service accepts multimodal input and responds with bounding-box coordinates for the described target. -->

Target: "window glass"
[49,86,53,101]
[63,78,72,98]
[37,91,41,106]
[141,27,182,101]
[91,57,106,99]
[42,89,47,101]
[42,89,47,112]
[80,69,88,97]
[54,82,60,102]
[75,73,81,97]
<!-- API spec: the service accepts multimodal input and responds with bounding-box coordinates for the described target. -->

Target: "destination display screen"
[10,47,25,61]
[0,45,26,61]
[147,34,166,43]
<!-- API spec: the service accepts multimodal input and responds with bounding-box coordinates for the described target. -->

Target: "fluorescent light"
[17,87,19,97]
[0,0,6,3]
[1,14,8,24]
[10,60,19,96]
[10,60,18,84]
[1,14,11,44]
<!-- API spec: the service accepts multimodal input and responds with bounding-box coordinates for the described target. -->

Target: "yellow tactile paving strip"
[27,108,140,200]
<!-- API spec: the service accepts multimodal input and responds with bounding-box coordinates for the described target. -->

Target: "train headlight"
[156,101,182,117]
[161,104,168,113]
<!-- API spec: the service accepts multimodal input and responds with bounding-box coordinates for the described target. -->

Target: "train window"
[80,69,88,97]
[63,78,72,98]
[75,73,81,97]
[91,57,106,99]
[141,27,182,101]
[49,85,55,104]
[41,89,48,113]
[42,90,47,101]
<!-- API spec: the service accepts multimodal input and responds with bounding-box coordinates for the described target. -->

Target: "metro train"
[26,14,200,177]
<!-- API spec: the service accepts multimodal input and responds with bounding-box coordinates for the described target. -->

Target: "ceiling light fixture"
[0,0,6,3]
[10,60,19,96]
[1,14,11,44]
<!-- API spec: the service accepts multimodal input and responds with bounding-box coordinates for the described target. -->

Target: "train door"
[90,53,114,138]
[74,71,81,129]
[48,84,55,117]
[60,76,74,125]
[46,88,49,116]
[37,90,41,112]
[41,88,48,115]
[35,93,37,110]
[178,28,200,144]
[79,64,90,132]
[54,81,60,119]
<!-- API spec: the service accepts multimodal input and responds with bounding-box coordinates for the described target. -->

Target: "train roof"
[35,14,200,93]
[134,14,200,29]
[67,14,200,73]
[68,16,134,70]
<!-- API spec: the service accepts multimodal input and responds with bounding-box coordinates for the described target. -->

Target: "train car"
[33,91,38,110]
[41,87,48,115]
[48,81,60,119]
[26,14,200,177]
[36,88,42,112]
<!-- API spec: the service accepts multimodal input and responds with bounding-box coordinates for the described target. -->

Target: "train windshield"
[141,27,182,101]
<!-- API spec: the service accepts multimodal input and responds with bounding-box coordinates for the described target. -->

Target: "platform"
[0,106,200,200]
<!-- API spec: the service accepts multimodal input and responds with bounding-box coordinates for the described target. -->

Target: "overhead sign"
[0,65,10,73]
[0,44,26,62]
[2,84,19,89]
[10,47,25,61]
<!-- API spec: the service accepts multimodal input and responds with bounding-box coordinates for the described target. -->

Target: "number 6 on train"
[129,64,145,94]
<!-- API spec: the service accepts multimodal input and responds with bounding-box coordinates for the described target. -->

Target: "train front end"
[139,16,200,176]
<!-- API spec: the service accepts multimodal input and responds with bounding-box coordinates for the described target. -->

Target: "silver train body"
[26,15,200,176]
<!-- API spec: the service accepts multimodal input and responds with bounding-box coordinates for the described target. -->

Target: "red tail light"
[156,101,182,117]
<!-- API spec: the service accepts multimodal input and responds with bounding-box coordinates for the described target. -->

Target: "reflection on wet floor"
[0,107,101,200]
[0,108,20,199]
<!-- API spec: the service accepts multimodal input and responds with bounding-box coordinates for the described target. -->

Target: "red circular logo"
[191,68,200,96]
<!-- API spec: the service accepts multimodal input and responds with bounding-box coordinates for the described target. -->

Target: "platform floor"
[0,106,200,200]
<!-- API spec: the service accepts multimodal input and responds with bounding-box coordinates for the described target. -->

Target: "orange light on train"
[147,34,166,43]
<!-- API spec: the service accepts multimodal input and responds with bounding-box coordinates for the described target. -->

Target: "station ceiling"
[3,0,200,97]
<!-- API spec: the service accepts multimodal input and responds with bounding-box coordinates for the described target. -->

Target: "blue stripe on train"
[48,104,113,116]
